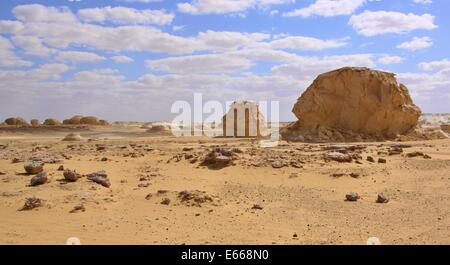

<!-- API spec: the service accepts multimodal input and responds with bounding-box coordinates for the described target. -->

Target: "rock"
[4,117,30,126]
[376,193,389,203]
[252,204,263,210]
[378,158,387,164]
[367,156,375,163]
[30,119,40,127]
[388,147,403,156]
[345,192,360,202]
[19,197,42,211]
[101,157,108,162]
[202,148,238,167]
[86,171,110,188]
[30,172,48,186]
[98,120,110,126]
[0,171,5,175]
[282,67,421,141]
[80,116,99,125]
[43,118,61,126]
[147,124,172,134]
[57,165,64,171]
[178,190,215,207]
[325,152,352,163]
[63,133,83,141]
[70,204,86,213]
[161,198,171,205]
[350,172,360,178]
[406,152,431,159]
[271,161,285,168]
[12,157,23,163]
[24,161,44,174]
[63,169,81,182]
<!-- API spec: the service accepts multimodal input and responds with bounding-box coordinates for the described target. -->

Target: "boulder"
[80,116,98,125]
[24,161,44,174]
[43,118,61,126]
[63,133,83,141]
[63,115,83,125]
[30,172,48,186]
[282,67,422,142]
[30,119,40,127]
[98,120,110,126]
[4,117,30,126]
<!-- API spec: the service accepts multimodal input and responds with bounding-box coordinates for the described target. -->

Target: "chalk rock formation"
[30,119,40,127]
[282,67,422,142]
[43,118,61,126]
[4,117,29,126]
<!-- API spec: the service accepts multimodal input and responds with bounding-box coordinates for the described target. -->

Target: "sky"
[0,0,449,122]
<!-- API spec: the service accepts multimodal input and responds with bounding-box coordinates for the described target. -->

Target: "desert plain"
[0,119,449,245]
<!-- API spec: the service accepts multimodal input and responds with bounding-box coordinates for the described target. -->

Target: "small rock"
[101,157,108,162]
[183,147,194,151]
[57,165,64,171]
[378,158,387,164]
[349,172,360,178]
[19,197,42,211]
[145,194,152,200]
[252,204,263,210]
[30,172,48,186]
[0,171,5,175]
[325,152,352,163]
[70,204,86,213]
[24,161,44,174]
[12,157,23,164]
[289,173,298,179]
[86,171,110,188]
[376,193,389,203]
[161,198,171,205]
[63,169,82,182]
[271,161,284,168]
[366,156,375,163]
[345,192,360,202]
[138,182,150,188]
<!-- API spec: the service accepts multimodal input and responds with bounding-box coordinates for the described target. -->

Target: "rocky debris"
[178,190,217,207]
[63,133,83,141]
[30,172,48,186]
[24,161,44,174]
[406,152,432,159]
[325,152,352,163]
[202,148,238,168]
[388,147,403,156]
[271,161,286,168]
[378,158,387,164]
[30,119,40,127]
[63,169,82,182]
[345,192,360,202]
[57,165,64,171]
[349,172,360,178]
[4,117,30,126]
[376,193,389,203]
[86,171,110,188]
[252,204,264,210]
[43,118,61,126]
[161,198,171,205]
[367,156,375,163]
[12,157,23,163]
[281,67,421,142]
[70,204,86,213]
[19,197,43,211]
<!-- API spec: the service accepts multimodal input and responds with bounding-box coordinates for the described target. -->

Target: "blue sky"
[0,0,449,121]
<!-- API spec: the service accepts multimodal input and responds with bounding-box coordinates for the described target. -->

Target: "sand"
[0,124,449,245]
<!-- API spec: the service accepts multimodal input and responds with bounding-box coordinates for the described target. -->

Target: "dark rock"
[86,171,110,188]
[350,172,360,178]
[378,158,387,164]
[325,152,352,163]
[57,165,64,171]
[161,198,171,205]
[19,197,42,211]
[63,169,81,182]
[252,204,263,210]
[367,156,375,163]
[376,193,389,203]
[70,204,86,213]
[345,192,360,202]
[24,161,44,174]
[30,172,48,186]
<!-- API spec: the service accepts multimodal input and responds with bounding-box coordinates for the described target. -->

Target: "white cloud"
[349,11,437,36]
[0,36,33,68]
[397,36,433,51]
[111,55,134,63]
[178,0,294,15]
[270,36,347,50]
[55,51,106,63]
[197,30,270,51]
[146,53,253,74]
[12,35,55,57]
[284,0,365,17]
[413,0,432,4]
[418,59,450,71]
[78,6,174,25]
[0,63,69,82]
[12,4,78,24]
[378,55,404,65]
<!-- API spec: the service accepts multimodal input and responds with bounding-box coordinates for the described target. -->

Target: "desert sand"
[0,122,449,245]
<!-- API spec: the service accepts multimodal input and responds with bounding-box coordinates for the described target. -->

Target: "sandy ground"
[0,125,449,245]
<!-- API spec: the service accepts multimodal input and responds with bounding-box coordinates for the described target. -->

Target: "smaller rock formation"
[63,133,83,141]
[43,118,61,126]
[4,117,30,126]
[30,119,40,127]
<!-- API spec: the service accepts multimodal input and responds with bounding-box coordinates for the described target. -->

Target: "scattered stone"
[271,161,285,168]
[252,204,263,210]
[70,204,86,213]
[138,182,150,188]
[30,172,48,186]
[376,193,389,203]
[19,197,43,211]
[57,165,64,171]
[183,147,194,151]
[24,161,44,174]
[145,194,152,200]
[86,171,110,188]
[202,148,238,167]
[349,172,360,178]
[101,157,108,162]
[161,198,171,205]
[345,192,360,202]
[378,158,387,164]
[406,152,432,159]
[12,157,23,163]
[0,171,5,175]
[178,190,215,207]
[367,156,375,163]
[388,147,403,156]
[63,169,82,182]
[325,152,352,163]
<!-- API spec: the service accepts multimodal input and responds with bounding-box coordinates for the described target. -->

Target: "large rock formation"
[282,67,422,142]
[4,117,30,126]
[43,118,61,126]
